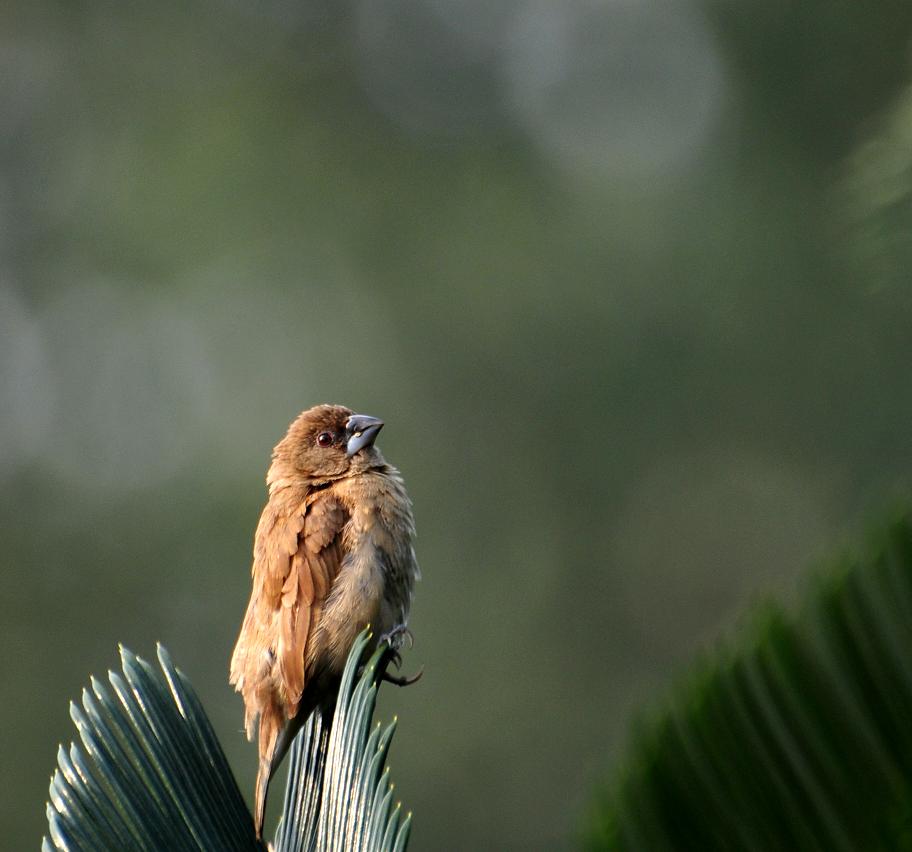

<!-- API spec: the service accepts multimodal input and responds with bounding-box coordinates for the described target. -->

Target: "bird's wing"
[229,489,348,736]
[278,493,347,715]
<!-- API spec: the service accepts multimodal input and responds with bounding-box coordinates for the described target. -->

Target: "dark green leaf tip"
[586,509,912,852]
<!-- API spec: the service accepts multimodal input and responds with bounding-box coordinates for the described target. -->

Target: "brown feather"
[230,490,348,732]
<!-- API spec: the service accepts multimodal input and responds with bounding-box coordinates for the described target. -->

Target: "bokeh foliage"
[588,513,912,850]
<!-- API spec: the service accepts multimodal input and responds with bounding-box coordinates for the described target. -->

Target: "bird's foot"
[382,666,424,687]
[378,623,414,651]
[377,624,421,687]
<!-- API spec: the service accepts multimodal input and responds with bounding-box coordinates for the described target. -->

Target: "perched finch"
[229,404,419,837]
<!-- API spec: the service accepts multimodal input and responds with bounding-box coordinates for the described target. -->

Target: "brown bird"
[229,404,419,837]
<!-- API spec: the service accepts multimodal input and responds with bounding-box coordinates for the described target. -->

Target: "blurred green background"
[5,1,912,848]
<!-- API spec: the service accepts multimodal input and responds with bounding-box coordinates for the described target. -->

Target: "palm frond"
[44,645,262,852]
[273,630,412,852]
[44,630,412,851]
[587,512,912,850]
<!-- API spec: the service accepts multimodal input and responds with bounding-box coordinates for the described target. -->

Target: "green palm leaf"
[274,631,412,852]
[44,630,411,851]
[587,512,912,850]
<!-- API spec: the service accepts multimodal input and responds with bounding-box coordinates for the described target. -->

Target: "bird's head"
[272,404,386,484]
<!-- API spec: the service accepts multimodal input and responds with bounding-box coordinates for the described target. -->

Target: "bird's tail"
[253,689,337,838]
[254,761,270,841]
[253,702,282,839]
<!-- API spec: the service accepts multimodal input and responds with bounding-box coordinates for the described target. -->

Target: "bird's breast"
[314,471,417,671]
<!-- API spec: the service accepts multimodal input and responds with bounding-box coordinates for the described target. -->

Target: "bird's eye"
[316,432,333,448]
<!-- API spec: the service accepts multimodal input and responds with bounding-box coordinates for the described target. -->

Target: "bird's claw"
[381,666,424,687]
[379,624,414,650]
[377,625,421,687]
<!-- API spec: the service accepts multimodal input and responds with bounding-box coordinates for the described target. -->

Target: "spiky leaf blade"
[588,514,912,850]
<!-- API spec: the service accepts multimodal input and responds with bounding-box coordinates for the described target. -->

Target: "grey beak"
[346,414,384,456]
